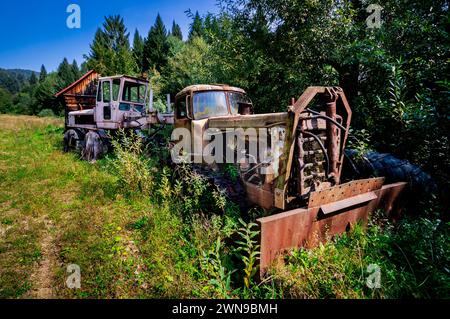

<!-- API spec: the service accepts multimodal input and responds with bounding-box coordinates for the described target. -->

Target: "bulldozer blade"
[257,178,407,276]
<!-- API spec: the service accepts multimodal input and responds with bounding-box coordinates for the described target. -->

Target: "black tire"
[343,149,436,195]
[82,131,104,162]
[63,129,84,153]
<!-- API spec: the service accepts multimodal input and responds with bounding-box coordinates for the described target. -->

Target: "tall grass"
[1,115,448,299]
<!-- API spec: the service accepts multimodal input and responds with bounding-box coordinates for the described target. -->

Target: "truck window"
[102,81,111,102]
[229,92,252,114]
[122,81,146,103]
[193,91,228,120]
[112,79,121,101]
[97,82,102,102]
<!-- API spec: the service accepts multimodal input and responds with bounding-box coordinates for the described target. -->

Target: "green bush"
[37,108,55,117]
[108,129,154,197]
[271,216,450,299]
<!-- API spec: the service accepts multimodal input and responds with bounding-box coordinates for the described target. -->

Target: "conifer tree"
[171,20,183,40]
[189,11,204,40]
[143,13,169,72]
[39,65,47,83]
[132,29,145,73]
[86,15,136,75]
[72,60,80,79]
[57,58,76,88]
[29,72,37,86]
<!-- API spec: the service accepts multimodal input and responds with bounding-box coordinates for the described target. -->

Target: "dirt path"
[26,219,58,299]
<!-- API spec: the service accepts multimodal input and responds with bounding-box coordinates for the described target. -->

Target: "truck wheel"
[63,129,84,153]
[82,131,104,162]
[343,149,436,195]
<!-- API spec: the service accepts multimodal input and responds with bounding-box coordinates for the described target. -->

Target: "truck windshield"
[122,81,146,104]
[193,91,228,119]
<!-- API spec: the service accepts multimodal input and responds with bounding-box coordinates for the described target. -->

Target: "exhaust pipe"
[148,89,154,113]
[166,94,171,113]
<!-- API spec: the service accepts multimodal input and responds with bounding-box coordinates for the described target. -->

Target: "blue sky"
[0,0,219,72]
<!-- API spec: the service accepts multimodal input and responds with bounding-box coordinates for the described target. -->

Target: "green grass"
[0,115,448,299]
[272,218,450,299]
[0,115,212,298]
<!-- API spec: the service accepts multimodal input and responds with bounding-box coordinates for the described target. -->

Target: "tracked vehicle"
[173,85,408,273]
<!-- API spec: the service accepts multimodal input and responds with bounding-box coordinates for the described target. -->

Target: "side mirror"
[238,102,254,115]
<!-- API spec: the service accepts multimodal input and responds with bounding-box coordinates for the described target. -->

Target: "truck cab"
[174,84,253,130]
[95,76,148,129]
[66,75,150,130]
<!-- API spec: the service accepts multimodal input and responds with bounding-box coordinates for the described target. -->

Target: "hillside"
[0,68,40,94]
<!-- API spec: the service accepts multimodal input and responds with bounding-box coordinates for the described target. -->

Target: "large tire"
[63,129,84,153]
[82,131,105,162]
[343,149,437,196]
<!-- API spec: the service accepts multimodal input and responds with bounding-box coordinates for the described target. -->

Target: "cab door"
[174,94,192,130]
[96,79,114,128]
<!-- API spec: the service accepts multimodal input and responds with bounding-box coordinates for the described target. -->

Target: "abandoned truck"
[58,71,433,275]
[56,71,173,160]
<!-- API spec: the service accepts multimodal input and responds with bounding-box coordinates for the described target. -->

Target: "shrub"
[108,129,154,197]
[270,216,450,299]
[37,108,55,117]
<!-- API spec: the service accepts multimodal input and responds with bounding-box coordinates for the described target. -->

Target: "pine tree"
[57,58,76,88]
[203,14,220,38]
[171,20,183,40]
[189,11,204,40]
[39,65,47,83]
[80,62,89,74]
[29,72,37,86]
[143,13,169,72]
[72,60,80,80]
[86,15,136,75]
[132,29,145,73]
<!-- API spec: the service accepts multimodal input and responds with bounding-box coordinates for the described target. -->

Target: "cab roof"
[99,75,149,83]
[176,84,246,98]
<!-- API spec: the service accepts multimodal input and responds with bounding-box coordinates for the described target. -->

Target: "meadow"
[0,115,448,299]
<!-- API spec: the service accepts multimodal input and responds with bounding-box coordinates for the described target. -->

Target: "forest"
[0,0,448,299]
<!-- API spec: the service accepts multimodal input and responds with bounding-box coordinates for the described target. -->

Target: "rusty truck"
[59,71,433,274]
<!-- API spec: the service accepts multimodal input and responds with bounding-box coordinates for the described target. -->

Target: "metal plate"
[308,177,385,208]
[257,180,406,276]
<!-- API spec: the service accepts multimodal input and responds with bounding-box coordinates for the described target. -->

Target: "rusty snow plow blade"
[257,177,406,276]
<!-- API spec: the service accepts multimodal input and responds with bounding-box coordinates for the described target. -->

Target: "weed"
[234,219,260,297]
[201,237,236,298]
[108,129,154,197]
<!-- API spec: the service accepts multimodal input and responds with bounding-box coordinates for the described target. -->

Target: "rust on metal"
[325,90,339,184]
[244,182,274,211]
[257,179,407,276]
[308,177,385,207]
[318,191,378,216]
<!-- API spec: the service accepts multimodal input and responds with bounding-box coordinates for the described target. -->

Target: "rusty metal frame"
[274,87,352,210]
